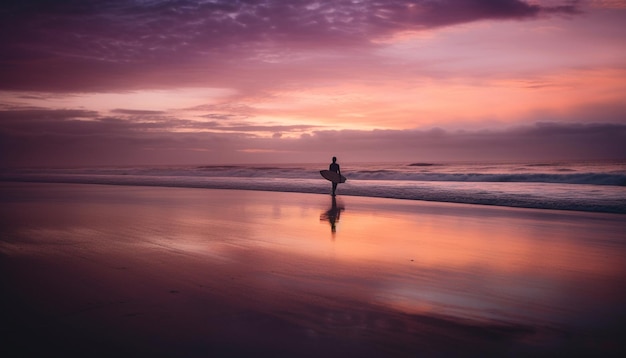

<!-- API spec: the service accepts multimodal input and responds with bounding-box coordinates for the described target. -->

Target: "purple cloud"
[0,0,581,91]
[1,105,623,167]
[111,109,167,116]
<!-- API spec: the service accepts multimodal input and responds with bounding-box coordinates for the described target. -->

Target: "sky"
[1,0,625,166]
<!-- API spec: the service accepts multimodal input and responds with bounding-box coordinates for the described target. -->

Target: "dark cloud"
[1,105,622,166]
[0,106,326,166]
[0,0,581,91]
[0,108,99,121]
[201,113,249,121]
[0,107,318,133]
[226,124,318,133]
[111,109,167,116]
[308,122,626,162]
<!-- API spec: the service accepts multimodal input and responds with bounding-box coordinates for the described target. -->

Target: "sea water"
[2,160,625,213]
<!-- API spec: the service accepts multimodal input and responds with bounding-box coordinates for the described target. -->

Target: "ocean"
[2,160,625,214]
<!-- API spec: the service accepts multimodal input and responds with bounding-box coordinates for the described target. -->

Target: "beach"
[1,182,625,357]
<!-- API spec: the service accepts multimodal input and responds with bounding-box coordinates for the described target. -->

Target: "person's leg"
[332,182,337,196]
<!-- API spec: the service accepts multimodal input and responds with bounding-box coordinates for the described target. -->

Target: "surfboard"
[320,170,346,183]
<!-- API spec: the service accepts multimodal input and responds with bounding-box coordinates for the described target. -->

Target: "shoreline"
[2,182,626,357]
[2,178,624,215]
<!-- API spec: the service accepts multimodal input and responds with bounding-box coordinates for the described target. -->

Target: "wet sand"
[1,182,625,357]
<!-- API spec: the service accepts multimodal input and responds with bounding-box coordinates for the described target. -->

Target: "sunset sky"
[1,0,625,166]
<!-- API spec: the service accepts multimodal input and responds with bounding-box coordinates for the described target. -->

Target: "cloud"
[1,105,623,166]
[0,0,582,91]
[212,123,320,133]
[0,108,99,122]
[588,0,626,9]
[201,113,248,121]
[111,109,167,116]
[252,122,624,163]
[0,107,323,136]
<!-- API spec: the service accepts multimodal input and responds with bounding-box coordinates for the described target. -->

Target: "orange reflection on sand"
[238,195,624,282]
[316,204,626,279]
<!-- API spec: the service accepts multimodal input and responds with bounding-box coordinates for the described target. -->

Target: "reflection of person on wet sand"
[320,196,345,237]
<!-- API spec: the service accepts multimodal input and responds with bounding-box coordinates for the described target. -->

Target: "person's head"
[332,156,337,163]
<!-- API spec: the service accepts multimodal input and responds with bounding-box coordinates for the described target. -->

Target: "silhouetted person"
[329,156,341,196]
